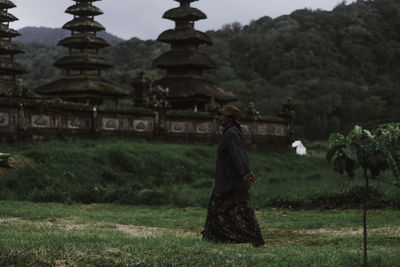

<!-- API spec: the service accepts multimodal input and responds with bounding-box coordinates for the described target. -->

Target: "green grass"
[0,138,399,208]
[0,201,399,266]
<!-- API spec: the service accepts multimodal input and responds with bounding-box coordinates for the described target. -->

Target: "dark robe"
[214,124,251,194]
[202,124,265,247]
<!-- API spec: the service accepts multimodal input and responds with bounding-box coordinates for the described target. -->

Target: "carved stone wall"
[0,103,290,147]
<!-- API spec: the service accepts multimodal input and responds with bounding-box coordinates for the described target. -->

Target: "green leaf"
[342,144,358,161]
[362,129,375,140]
[354,125,363,139]
[347,126,362,140]
[377,130,391,153]
[328,133,345,150]
[328,123,400,188]
[326,145,341,162]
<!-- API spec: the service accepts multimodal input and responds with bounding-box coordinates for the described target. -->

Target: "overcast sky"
[11,0,355,40]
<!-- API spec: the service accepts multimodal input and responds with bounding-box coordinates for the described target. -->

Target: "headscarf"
[218,105,241,124]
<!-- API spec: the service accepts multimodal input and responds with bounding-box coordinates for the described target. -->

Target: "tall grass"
[0,138,399,208]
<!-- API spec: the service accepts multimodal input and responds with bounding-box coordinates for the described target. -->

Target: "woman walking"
[202,105,265,247]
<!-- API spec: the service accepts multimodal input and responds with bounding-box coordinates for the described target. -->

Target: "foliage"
[15,26,124,46]
[1,138,399,208]
[327,122,400,266]
[327,123,400,187]
[14,0,400,140]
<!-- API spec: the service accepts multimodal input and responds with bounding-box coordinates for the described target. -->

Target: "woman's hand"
[244,172,256,185]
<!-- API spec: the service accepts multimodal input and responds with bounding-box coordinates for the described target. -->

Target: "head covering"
[218,105,241,121]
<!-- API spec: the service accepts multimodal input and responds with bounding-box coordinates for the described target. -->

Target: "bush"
[136,189,168,205]
[73,184,106,204]
[29,187,66,202]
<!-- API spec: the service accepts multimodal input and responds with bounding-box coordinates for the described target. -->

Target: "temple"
[0,0,26,96]
[34,0,127,105]
[153,0,236,111]
[0,1,291,146]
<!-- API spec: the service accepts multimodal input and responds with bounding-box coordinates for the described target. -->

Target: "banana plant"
[327,123,400,267]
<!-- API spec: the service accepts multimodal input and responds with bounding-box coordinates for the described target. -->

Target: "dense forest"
[14,0,400,140]
[15,26,124,46]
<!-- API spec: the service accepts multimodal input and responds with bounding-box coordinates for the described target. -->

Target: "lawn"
[0,201,399,266]
[1,138,399,209]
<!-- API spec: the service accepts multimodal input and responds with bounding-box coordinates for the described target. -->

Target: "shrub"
[136,189,167,205]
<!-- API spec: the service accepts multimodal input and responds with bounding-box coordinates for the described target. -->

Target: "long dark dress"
[202,124,265,246]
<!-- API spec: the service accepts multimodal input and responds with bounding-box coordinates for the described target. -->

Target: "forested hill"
[15,27,125,46]
[15,0,400,140]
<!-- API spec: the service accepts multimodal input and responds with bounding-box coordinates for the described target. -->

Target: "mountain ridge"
[15,26,125,46]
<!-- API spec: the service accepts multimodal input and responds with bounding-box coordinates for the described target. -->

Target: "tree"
[14,0,400,140]
[327,123,400,266]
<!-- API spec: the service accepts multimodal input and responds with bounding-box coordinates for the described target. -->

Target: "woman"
[202,105,266,247]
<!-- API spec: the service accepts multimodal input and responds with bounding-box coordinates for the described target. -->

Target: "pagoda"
[153,0,236,111]
[35,0,127,105]
[0,0,26,96]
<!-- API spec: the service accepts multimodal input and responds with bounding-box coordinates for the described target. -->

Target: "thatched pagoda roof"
[35,0,123,103]
[174,0,198,3]
[0,25,19,38]
[0,58,26,74]
[58,35,109,49]
[154,51,216,69]
[0,10,17,23]
[0,41,23,55]
[54,55,112,70]
[157,28,212,45]
[35,77,128,97]
[63,18,105,32]
[66,3,103,16]
[163,7,206,21]
[0,0,16,9]
[153,76,237,102]
[153,0,237,109]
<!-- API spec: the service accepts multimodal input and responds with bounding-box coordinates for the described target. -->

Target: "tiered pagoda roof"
[0,0,27,96]
[35,0,127,104]
[153,0,236,110]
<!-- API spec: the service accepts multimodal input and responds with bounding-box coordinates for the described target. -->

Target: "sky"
[11,0,355,40]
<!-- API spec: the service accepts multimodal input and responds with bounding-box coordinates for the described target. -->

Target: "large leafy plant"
[327,123,400,266]
[328,123,400,186]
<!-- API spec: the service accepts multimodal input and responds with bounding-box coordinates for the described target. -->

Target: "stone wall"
[0,99,291,147]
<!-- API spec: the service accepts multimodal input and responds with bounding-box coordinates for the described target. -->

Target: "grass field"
[1,138,399,209]
[1,139,399,265]
[0,201,399,266]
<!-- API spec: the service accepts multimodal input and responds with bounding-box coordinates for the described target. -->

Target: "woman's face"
[216,114,233,127]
